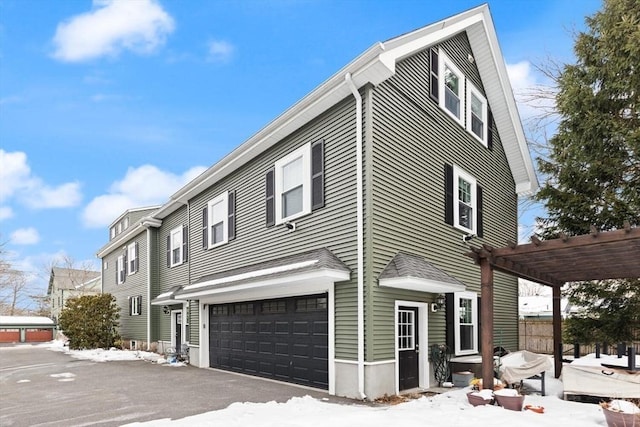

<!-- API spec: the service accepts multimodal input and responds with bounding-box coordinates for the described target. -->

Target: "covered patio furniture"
[499,350,552,395]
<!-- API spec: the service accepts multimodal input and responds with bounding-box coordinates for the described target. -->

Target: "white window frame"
[110,227,116,239]
[117,222,122,234]
[127,242,137,275]
[207,191,229,249]
[453,165,477,234]
[454,291,478,356]
[466,83,488,146]
[274,144,311,224]
[123,217,129,229]
[438,49,465,126]
[116,255,125,285]
[170,225,184,267]
[130,295,141,316]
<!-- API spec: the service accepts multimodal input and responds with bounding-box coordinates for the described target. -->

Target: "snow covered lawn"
[38,341,637,426]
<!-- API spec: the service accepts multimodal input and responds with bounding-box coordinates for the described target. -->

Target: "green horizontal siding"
[188,97,360,360]
[366,31,519,360]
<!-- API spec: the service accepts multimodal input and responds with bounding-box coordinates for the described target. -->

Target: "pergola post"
[480,257,494,390]
[552,285,562,378]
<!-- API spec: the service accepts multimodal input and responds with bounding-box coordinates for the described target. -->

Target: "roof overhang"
[175,248,350,303]
[96,223,146,258]
[151,286,187,306]
[380,276,466,293]
[150,4,536,221]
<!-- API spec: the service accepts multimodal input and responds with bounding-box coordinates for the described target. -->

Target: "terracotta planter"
[466,391,494,407]
[494,393,525,411]
[603,406,640,427]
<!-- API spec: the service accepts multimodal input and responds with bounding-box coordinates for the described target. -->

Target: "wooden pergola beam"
[464,226,640,386]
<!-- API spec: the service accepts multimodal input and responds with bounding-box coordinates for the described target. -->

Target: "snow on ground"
[122,387,608,427]
[39,339,186,366]
[31,342,637,426]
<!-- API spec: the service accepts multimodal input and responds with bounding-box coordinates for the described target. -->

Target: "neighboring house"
[97,206,160,350]
[48,267,101,323]
[96,5,537,399]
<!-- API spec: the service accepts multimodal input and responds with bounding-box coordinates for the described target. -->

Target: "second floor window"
[202,191,235,250]
[167,225,188,267]
[116,255,125,284]
[127,242,138,275]
[444,164,483,237]
[266,139,324,227]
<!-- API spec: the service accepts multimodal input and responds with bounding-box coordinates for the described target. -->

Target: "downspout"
[345,72,366,400]
[146,227,152,349]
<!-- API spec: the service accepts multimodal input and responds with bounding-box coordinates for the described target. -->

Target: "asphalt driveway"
[0,344,355,426]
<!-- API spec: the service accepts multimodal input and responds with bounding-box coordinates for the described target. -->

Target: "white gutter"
[345,72,366,400]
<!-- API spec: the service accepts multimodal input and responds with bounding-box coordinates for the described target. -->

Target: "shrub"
[58,294,120,349]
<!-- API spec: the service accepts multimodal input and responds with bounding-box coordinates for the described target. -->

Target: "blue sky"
[0,0,601,307]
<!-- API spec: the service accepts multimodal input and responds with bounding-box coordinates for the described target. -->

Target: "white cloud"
[82,164,207,228]
[207,40,235,63]
[10,227,40,245]
[52,0,175,63]
[506,61,556,122]
[0,149,82,209]
[0,206,13,221]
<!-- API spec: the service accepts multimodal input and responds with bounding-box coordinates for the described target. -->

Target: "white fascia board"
[380,277,466,294]
[467,8,538,195]
[150,298,187,306]
[108,205,161,228]
[153,44,391,216]
[96,224,145,258]
[178,268,350,301]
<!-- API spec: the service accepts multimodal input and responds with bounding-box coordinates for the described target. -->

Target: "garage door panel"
[210,293,328,389]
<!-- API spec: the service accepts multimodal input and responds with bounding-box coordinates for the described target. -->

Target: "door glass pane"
[398,310,415,350]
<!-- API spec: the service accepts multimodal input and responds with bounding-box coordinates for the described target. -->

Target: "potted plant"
[601,400,640,427]
[494,388,525,411]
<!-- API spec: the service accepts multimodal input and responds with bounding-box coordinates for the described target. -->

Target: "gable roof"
[150,3,537,220]
[48,267,101,294]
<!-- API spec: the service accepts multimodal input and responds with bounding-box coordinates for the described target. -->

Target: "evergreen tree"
[535,0,639,345]
[58,294,120,349]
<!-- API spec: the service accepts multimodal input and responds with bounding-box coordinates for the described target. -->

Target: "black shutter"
[122,251,127,283]
[311,139,325,210]
[166,235,171,267]
[115,260,118,284]
[228,191,236,241]
[430,48,439,102]
[183,225,188,262]
[445,293,454,354]
[487,108,493,151]
[202,206,208,249]
[134,242,139,273]
[128,297,132,316]
[444,164,454,226]
[477,185,484,238]
[265,168,275,227]
[137,296,142,315]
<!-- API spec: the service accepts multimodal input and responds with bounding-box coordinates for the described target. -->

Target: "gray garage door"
[209,294,328,389]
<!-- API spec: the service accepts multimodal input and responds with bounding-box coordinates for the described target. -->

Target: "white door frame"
[394,300,429,393]
[170,309,184,349]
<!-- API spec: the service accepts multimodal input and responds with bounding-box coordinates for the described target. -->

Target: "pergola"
[466,223,640,390]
